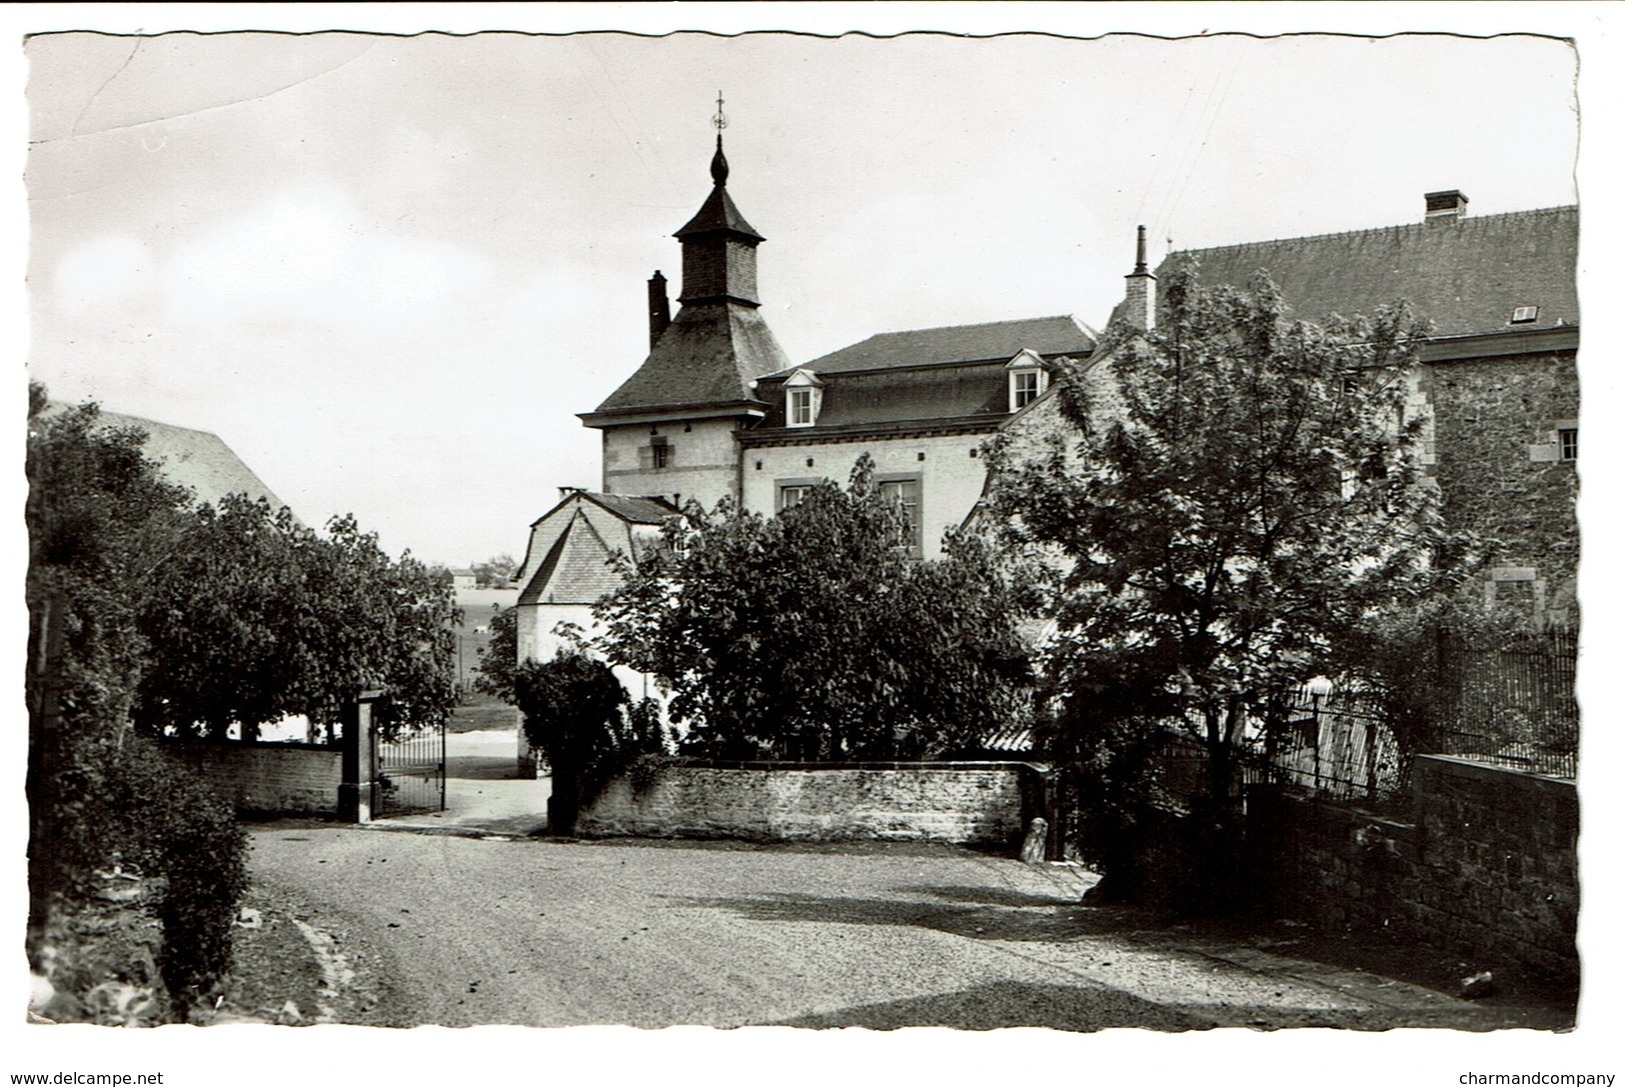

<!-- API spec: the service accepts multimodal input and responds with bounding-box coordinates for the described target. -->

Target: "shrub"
[515,654,669,834]
[102,741,249,1017]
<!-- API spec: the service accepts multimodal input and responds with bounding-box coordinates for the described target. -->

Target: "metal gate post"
[338,689,387,823]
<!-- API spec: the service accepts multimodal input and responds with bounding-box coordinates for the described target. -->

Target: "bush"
[514,653,669,834]
[102,741,249,1017]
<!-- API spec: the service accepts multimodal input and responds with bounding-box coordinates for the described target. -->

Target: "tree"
[134,495,458,741]
[512,652,666,835]
[472,605,518,703]
[594,455,1031,759]
[26,390,191,751]
[985,269,1476,902]
[471,553,519,588]
[25,390,247,1018]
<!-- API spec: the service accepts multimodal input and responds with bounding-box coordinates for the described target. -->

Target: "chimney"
[647,270,671,348]
[1122,225,1156,331]
[1424,190,1469,223]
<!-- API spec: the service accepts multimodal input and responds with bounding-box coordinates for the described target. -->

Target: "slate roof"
[1157,206,1579,337]
[787,315,1097,376]
[47,403,295,516]
[674,185,763,241]
[589,302,790,416]
[585,493,683,524]
[517,509,623,607]
[753,362,1016,430]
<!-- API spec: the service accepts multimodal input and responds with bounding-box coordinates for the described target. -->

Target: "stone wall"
[602,416,742,510]
[165,740,343,816]
[1423,349,1579,624]
[577,761,1038,846]
[1250,754,1578,980]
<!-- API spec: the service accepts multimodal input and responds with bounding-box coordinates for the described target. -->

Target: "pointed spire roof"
[674,134,763,240]
[583,109,790,423]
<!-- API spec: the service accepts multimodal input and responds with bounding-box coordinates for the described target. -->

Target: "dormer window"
[1005,348,1049,412]
[783,368,824,428]
[1511,305,1539,324]
[789,388,813,426]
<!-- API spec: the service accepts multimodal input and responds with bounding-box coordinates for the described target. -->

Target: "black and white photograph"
[10,3,1621,1084]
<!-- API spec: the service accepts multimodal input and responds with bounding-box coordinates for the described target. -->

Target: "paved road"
[246,827,1562,1031]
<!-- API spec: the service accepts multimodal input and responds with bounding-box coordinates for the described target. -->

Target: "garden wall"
[577,761,1040,846]
[164,740,343,816]
[1249,754,1578,981]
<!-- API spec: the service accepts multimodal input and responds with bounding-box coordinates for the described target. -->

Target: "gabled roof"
[586,492,683,524]
[1158,206,1578,337]
[527,490,680,530]
[48,403,295,517]
[788,315,1096,376]
[517,509,624,607]
[588,301,790,417]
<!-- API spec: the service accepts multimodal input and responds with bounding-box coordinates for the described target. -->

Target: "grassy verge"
[449,697,517,734]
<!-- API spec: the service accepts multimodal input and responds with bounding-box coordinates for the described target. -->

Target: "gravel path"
[246,826,1569,1031]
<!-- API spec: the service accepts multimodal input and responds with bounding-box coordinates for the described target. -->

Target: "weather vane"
[712,91,728,132]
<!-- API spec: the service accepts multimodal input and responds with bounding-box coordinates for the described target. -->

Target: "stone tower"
[578,127,791,509]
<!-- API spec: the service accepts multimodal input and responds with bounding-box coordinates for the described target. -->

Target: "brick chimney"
[1122,225,1156,331]
[647,270,671,348]
[1424,189,1469,223]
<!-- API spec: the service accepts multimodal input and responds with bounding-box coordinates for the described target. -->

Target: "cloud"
[51,233,156,306]
[156,184,496,330]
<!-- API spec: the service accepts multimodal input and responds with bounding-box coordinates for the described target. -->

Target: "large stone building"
[516,135,1098,655]
[1154,191,1579,626]
[518,140,1578,669]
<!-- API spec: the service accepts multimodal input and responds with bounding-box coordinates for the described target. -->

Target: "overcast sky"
[9,4,1625,1082]
[23,26,1582,566]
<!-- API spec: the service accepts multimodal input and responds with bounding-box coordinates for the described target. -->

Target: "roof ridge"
[1168,204,1578,260]
[51,402,223,441]
[857,314,1081,341]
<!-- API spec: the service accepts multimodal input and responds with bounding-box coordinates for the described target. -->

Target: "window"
[1005,349,1050,413]
[640,435,672,470]
[1485,567,1546,624]
[784,370,823,427]
[789,388,813,426]
[1009,369,1046,412]
[1511,305,1540,324]
[878,476,922,554]
[1559,426,1577,462]
[776,477,823,512]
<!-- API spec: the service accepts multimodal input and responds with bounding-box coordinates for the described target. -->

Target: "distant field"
[450,698,518,734]
[452,597,514,692]
[454,586,520,610]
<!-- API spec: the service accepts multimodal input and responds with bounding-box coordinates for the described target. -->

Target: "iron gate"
[374,721,446,816]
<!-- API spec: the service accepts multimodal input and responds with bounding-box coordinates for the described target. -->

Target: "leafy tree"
[594,455,1031,759]
[512,652,666,835]
[25,390,246,1017]
[27,391,191,903]
[134,495,458,741]
[473,605,519,702]
[27,387,458,1015]
[985,269,1476,902]
[26,390,190,754]
[471,553,519,588]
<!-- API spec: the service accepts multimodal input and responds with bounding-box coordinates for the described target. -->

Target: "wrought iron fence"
[1256,628,1578,799]
[374,721,446,815]
[1433,627,1578,779]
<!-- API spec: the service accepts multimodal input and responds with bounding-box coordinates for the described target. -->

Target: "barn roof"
[1157,205,1578,336]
